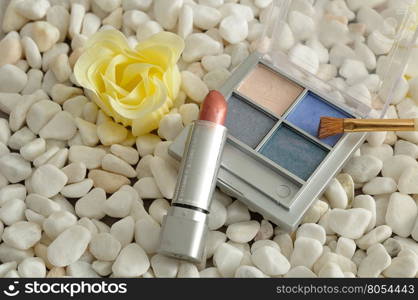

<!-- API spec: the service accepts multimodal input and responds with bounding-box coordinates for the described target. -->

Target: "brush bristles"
[318,117,344,139]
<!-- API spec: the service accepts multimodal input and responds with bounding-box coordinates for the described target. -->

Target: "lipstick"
[158,91,228,263]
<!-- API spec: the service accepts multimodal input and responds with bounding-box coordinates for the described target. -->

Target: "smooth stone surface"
[31,164,68,198]
[47,225,91,267]
[251,246,290,276]
[112,243,150,278]
[328,208,372,239]
[226,221,260,243]
[385,193,417,237]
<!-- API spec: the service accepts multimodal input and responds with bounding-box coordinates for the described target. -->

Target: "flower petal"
[135,31,185,65]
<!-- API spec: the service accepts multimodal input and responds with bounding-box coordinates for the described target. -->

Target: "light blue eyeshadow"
[286,92,353,146]
[260,125,329,181]
[226,94,277,149]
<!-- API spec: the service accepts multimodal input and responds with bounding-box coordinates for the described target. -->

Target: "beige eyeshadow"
[237,64,304,116]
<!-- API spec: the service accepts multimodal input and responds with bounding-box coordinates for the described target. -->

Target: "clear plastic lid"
[257,0,418,118]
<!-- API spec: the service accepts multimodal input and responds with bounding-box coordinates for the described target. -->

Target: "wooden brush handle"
[343,118,418,132]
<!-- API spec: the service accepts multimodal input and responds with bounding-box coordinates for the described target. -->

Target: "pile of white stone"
[0,0,417,278]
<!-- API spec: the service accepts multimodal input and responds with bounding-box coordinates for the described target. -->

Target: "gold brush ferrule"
[343,118,416,132]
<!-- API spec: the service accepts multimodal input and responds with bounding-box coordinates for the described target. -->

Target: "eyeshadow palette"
[170,53,371,230]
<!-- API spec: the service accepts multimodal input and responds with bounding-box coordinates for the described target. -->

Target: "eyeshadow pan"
[226,94,277,148]
[260,125,328,181]
[237,64,304,116]
[286,92,353,146]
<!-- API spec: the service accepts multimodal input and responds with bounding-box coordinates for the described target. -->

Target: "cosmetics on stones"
[170,0,418,231]
[158,91,228,263]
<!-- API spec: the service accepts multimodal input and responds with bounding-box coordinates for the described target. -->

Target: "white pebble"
[177,4,193,39]
[97,121,128,146]
[3,221,41,250]
[318,263,345,277]
[288,44,319,74]
[324,178,348,209]
[382,155,418,182]
[356,225,392,250]
[288,11,315,41]
[110,216,135,247]
[31,164,67,198]
[213,243,243,277]
[20,138,46,161]
[182,33,222,63]
[208,197,227,230]
[179,103,199,126]
[69,3,85,38]
[133,177,163,199]
[398,166,418,194]
[219,3,254,21]
[47,225,91,267]
[153,0,182,30]
[219,15,248,44]
[192,4,221,30]
[358,244,391,277]
[352,195,376,231]
[339,59,368,82]
[39,111,76,141]
[89,232,121,261]
[103,187,134,218]
[8,127,35,150]
[46,5,70,42]
[226,200,250,225]
[43,211,77,240]
[203,68,231,90]
[290,237,323,269]
[30,21,60,52]
[385,192,417,238]
[226,221,260,243]
[26,193,60,217]
[328,208,371,239]
[18,257,46,278]
[178,262,200,278]
[383,251,418,278]
[335,237,356,259]
[102,154,136,178]
[60,178,93,198]
[136,134,161,157]
[158,113,184,141]
[296,223,326,245]
[362,177,397,195]
[0,184,26,205]
[235,265,266,278]
[61,162,86,184]
[367,30,394,55]
[252,246,290,276]
[342,155,382,183]
[284,266,317,278]
[69,145,106,169]
[75,188,106,219]
[135,218,161,254]
[110,144,138,165]
[112,243,150,277]
[0,64,28,93]
[181,71,209,103]
[15,0,50,20]
[0,153,32,183]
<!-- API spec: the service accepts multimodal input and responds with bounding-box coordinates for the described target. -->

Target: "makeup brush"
[318,117,418,139]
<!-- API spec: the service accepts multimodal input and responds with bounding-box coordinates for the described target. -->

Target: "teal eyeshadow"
[226,94,277,149]
[260,125,329,181]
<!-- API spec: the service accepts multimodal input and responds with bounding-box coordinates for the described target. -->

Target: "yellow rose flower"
[74,29,184,136]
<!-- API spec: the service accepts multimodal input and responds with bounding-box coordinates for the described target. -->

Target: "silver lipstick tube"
[158,120,227,263]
